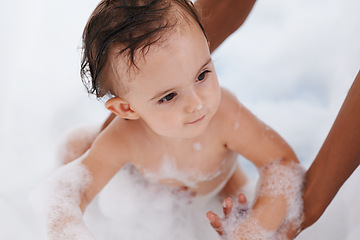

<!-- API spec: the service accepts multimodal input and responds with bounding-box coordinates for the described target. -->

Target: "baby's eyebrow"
[199,58,212,72]
[149,57,213,102]
[150,88,176,102]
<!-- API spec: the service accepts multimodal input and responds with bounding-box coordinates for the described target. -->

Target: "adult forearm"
[195,0,256,53]
[302,70,360,230]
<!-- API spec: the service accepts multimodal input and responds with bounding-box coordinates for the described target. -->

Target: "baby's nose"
[185,90,203,113]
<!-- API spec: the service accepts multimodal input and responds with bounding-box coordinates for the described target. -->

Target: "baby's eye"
[197,70,211,82]
[159,92,177,103]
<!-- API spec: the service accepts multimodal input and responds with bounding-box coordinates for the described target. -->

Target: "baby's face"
[115,23,221,139]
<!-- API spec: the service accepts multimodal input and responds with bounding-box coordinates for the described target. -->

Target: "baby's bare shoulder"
[90,117,139,161]
[77,118,139,206]
[214,88,243,122]
[220,88,241,108]
[209,88,243,137]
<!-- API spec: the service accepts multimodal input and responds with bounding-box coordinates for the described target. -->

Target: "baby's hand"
[206,193,249,236]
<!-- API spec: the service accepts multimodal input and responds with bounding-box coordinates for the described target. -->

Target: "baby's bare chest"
[132,140,238,195]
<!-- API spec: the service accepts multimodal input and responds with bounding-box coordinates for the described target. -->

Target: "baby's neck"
[138,118,202,148]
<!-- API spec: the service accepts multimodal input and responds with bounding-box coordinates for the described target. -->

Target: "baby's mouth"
[186,115,206,124]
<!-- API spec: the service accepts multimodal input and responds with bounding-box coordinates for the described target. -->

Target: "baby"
[32,0,304,239]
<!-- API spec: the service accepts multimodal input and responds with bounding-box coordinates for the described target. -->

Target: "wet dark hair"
[81,0,207,98]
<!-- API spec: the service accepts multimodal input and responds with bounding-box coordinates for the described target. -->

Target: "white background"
[1,0,360,239]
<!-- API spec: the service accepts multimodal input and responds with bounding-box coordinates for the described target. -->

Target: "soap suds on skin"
[144,153,223,189]
[29,156,94,239]
[56,124,100,166]
[222,161,305,240]
[233,121,240,130]
[90,164,222,240]
[193,142,202,151]
[256,160,305,225]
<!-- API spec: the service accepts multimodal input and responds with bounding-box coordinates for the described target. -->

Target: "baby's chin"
[156,126,208,139]
[182,123,211,139]
[153,114,214,139]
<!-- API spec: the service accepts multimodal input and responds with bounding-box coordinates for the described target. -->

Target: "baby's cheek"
[151,118,183,137]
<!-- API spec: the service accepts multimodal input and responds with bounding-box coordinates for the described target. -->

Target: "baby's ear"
[105,97,139,120]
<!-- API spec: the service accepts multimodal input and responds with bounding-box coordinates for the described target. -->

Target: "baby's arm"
[215,90,304,238]
[30,129,127,239]
[30,158,96,239]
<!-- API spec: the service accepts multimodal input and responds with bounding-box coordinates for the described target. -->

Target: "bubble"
[85,164,221,240]
[29,156,94,239]
[56,124,100,165]
[256,160,305,227]
[193,142,202,151]
[196,104,203,110]
[233,121,240,130]
[221,161,305,240]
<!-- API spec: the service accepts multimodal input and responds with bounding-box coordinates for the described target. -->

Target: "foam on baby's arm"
[256,160,305,226]
[29,157,95,240]
[223,160,305,239]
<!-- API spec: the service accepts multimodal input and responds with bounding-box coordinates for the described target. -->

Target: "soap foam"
[222,203,275,240]
[56,124,100,165]
[84,164,222,240]
[29,156,94,239]
[222,161,305,240]
[256,161,305,227]
[193,142,203,151]
[143,153,224,190]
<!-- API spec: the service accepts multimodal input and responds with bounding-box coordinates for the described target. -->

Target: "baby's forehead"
[81,0,207,98]
[108,22,196,81]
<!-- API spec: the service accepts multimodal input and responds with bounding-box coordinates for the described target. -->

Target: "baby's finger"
[237,193,247,205]
[236,193,249,218]
[206,211,224,236]
[223,197,234,217]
